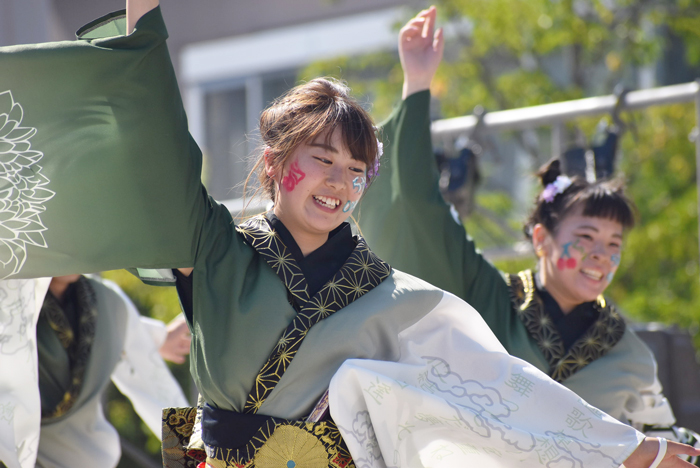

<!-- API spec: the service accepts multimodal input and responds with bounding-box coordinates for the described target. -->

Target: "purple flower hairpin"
[541,175,572,203]
[366,139,383,183]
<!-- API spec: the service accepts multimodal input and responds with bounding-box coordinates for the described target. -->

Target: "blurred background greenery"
[104,0,700,464]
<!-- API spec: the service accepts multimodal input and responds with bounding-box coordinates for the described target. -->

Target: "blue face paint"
[561,242,573,257]
[607,253,621,283]
[611,254,621,266]
[342,200,357,213]
[353,176,366,194]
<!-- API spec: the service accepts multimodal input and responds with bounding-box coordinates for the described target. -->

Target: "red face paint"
[281,161,306,192]
[556,241,580,270]
[557,257,577,270]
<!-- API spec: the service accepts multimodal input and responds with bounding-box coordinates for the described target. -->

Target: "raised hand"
[399,5,445,99]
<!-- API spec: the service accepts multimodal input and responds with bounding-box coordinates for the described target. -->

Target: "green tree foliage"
[435,0,697,114]
[611,103,699,333]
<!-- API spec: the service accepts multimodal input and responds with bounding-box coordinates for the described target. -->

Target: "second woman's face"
[272,128,368,243]
[539,206,624,309]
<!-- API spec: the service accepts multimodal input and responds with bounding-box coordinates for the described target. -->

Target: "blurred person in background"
[0,275,189,468]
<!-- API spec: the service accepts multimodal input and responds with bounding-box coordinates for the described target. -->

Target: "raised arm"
[399,6,444,99]
[127,0,159,33]
[359,7,520,347]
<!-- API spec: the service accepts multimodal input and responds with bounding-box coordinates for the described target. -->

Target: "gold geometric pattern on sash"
[236,215,310,305]
[506,269,626,383]
[236,215,391,414]
[40,276,98,420]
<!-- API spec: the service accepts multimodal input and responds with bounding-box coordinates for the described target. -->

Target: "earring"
[535,246,544,257]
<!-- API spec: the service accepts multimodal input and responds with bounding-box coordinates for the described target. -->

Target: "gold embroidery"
[507,270,626,382]
[162,407,202,467]
[255,425,328,468]
[236,215,390,414]
[204,420,354,468]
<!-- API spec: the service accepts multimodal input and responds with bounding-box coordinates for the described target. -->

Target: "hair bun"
[537,158,562,187]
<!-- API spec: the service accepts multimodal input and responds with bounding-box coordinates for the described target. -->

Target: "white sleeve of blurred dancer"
[102,279,188,437]
[138,314,168,350]
[627,376,676,430]
[0,278,51,468]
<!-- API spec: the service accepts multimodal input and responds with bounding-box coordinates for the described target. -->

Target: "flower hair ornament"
[540,175,572,203]
[367,139,383,182]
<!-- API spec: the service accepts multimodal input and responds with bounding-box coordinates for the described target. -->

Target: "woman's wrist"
[648,438,667,468]
[624,437,662,468]
[402,78,432,100]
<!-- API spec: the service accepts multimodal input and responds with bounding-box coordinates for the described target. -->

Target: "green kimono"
[358,91,674,427]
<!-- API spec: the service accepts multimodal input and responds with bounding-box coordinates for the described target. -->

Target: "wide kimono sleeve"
[0,7,206,279]
[358,91,526,349]
[329,291,645,468]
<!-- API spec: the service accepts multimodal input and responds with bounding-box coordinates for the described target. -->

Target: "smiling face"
[267,128,367,255]
[534,205,624,312]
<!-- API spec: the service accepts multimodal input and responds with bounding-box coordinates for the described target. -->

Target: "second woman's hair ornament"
[540,175,572,203]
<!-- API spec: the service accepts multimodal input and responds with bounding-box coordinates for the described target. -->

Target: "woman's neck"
[537,269,577,315]
[271,209,329,257]
[293,231,330,257]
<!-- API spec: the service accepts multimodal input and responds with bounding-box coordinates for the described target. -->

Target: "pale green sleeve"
[0,7,207,279]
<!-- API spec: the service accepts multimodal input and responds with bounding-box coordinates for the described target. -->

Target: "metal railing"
[431,80,700,267]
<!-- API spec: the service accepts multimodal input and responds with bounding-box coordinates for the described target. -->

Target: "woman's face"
[269,128,367,248]
[535,206,624,311]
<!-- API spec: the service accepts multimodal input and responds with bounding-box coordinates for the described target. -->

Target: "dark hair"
[523,159,636,240]
[245,78,378,203]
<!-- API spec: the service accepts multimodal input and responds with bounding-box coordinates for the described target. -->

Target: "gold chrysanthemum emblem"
[256,425,329,468]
